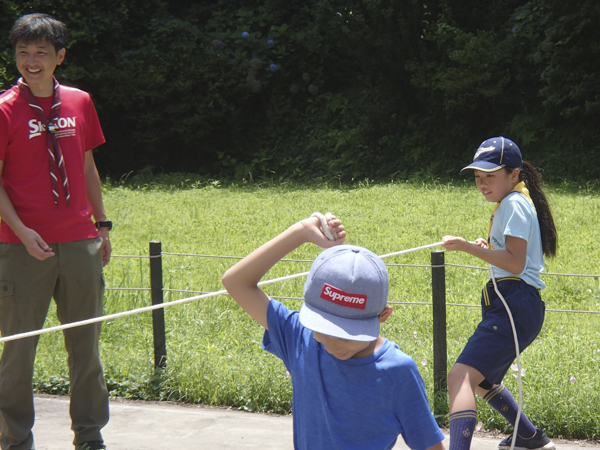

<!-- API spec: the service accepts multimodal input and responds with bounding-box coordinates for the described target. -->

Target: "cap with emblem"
[460,136,522,175]
[299,245,388,342]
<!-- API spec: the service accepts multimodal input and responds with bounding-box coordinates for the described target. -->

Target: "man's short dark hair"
[10,13,68,52]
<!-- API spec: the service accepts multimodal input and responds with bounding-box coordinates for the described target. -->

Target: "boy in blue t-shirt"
[222,215,445,450]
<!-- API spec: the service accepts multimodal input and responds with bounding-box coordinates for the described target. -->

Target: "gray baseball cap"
[299,245,389,342]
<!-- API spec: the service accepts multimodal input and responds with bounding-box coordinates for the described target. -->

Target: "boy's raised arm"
[222,215,345,329]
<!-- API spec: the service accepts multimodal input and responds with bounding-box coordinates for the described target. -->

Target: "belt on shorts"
[482,276,522,310]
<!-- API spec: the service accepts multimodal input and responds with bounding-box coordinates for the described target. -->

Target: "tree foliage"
[0,0,598,181]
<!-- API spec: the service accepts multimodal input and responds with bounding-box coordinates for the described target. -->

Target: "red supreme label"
[320,284,367,309]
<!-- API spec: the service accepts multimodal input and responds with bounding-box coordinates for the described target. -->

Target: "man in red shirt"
[0,13,111,450]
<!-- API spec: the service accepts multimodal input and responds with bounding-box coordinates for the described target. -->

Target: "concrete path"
[31,394,598,449]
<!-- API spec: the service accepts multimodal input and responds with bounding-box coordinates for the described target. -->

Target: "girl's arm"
[222,216,345,329]
[441,235,527,274]
[426,443,446,450]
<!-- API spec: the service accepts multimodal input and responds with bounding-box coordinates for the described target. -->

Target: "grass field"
[17,174,600,439]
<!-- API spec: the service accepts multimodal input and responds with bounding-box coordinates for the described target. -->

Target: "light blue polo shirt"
[488,191,546,290]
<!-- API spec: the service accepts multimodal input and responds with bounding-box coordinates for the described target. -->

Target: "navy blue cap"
[460,137,522,175]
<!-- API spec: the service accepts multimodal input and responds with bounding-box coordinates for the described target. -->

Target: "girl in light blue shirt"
[441,137,557,450]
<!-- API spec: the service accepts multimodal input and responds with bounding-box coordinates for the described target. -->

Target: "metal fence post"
[431,250,448,418]
[149,241,167,369]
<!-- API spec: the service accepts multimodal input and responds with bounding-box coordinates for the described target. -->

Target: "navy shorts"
[456,278,545,389]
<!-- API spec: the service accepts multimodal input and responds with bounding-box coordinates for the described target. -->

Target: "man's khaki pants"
[0,238,109,449]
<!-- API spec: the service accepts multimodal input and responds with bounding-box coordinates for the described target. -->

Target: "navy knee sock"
[483,384,537,438]
[449,409,477,450]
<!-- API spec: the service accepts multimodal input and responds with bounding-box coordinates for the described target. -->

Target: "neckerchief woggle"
[17,77,70,206]
[487,181,535,244]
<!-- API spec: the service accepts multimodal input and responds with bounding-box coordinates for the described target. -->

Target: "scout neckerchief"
[487,181,535,244]
[17,77,70,206]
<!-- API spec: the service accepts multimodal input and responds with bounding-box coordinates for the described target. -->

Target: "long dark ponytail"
[510,161,557,257]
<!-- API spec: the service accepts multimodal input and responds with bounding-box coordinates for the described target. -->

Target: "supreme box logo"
[320,284,367,309]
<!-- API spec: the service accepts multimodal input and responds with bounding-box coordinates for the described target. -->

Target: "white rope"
[0,241,443,344]
[0,271,308,344]
[378,242,443,259]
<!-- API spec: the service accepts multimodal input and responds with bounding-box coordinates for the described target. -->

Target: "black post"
[149,241,167,369]
[431,250,448,418]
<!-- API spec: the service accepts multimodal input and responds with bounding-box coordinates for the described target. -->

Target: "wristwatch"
[95,220,113,231]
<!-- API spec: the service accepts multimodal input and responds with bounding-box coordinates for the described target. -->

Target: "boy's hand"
[223,214,346,330]
[302,214,346,248]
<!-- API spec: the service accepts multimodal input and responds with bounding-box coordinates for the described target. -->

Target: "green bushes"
[1,0,599,181]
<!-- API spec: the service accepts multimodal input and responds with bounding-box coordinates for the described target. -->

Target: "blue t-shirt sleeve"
[261,299,306,368]
[393,358,445,450]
